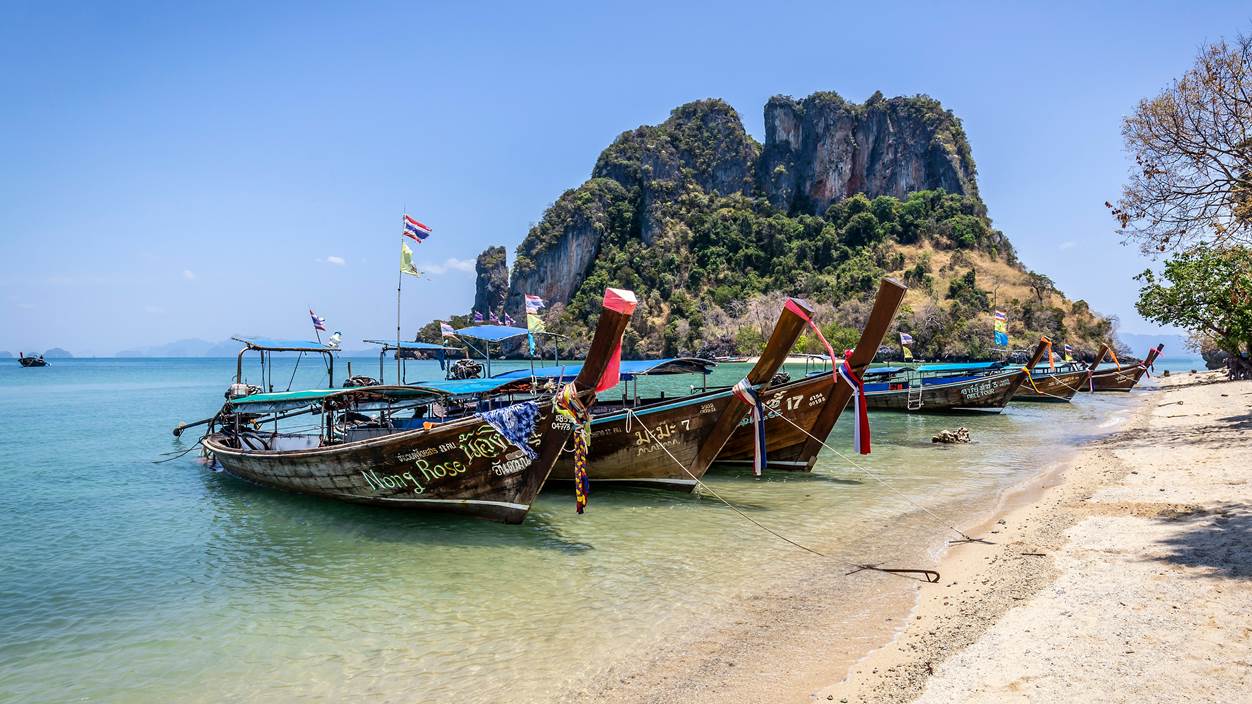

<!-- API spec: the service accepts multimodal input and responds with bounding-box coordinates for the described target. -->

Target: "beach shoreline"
[565,371,1250,703]
[823,370,1250,703]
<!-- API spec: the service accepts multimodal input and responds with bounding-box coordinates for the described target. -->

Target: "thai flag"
[403,214,432,243]
[525,294,545,313]
[473,311,484,323]
[503,312,516,326]
[440,322,456,338]
[309,309,326,332]
[899,332,914,346]
[994,310,1007,322]
[489,311,500,324]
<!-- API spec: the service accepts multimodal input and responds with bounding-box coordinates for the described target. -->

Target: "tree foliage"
[1135,245,1252,357]
[1111,32,1252,253]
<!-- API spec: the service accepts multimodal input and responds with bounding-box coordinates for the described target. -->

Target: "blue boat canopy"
[491,357,716,382]
[453,325,530,342]
[916,362,1002,373]
[232,337,339,353]
[362,339,463,352]
[412,378,530,396]
[226,384,449,413]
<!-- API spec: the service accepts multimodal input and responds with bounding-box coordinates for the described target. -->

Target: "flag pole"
[396,210,404,385]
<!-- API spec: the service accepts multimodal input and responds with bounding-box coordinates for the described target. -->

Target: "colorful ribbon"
[556,383,592,513]
[784,298,837,380]
[731,379,767,476]
[835,351,871,455]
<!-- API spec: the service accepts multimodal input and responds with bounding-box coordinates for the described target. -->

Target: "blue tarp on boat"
[362,340,463,351]
[916,362,1002,373]
[453,325,530,342]
[491,358,715,382]
[232,337,338,352]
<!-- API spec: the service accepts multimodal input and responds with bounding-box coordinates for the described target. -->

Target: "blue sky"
[2,1,1248,355]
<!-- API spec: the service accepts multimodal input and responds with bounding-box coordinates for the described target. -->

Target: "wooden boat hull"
[865,369,1023,413]
[1084,365,1148,392]
[547,389,739,491]
[1013,368,1089,402]
[716,372,837,470]
[18,357,47,367]
[204,407,573,523]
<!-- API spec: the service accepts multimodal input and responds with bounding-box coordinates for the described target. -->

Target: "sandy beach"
[566,372,1251,703]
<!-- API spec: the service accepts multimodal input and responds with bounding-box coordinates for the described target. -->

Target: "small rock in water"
[932,427,971,444]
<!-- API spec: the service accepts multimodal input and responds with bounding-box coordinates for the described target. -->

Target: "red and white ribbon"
[732,379,767,476]
[836,351,871,455]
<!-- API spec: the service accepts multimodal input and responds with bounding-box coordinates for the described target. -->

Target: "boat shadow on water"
[194,462,599,553]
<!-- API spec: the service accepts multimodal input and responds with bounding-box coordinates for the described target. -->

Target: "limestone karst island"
[2,4,1248,704]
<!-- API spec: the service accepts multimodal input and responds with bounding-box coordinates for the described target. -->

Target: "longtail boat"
[544,295,817,490]
[484,296,819,490]
[860,339,1050,413]
[716,278,907,471]
[1082,343,1164,392]
[198,288,636,523]
[1013,341,1109,402]
[18,353,48,367]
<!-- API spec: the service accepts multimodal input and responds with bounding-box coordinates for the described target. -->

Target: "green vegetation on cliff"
[493,94,1110,359]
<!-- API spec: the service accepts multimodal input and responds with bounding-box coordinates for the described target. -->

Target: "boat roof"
[491,357,716,382]
[916,362,1002,372]
[454,325,530,342]
[231,337,339,353]
[362,339,463,352]
[226,384,450,413]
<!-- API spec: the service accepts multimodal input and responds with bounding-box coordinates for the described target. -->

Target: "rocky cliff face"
[491,92,982,315]
[758,92,979,215]
[505,178,633,314]
[472,246,508,317]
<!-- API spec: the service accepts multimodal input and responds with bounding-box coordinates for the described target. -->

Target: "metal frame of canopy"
[453,324,565,378]
[231,337,338,391]
[362,339,465,384]
[491,357,718,405]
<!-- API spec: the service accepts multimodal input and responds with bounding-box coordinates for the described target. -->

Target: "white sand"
[827,372,1252,703]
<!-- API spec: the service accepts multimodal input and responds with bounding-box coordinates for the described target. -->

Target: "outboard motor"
[225,383,263,400]
[447,359,483,380]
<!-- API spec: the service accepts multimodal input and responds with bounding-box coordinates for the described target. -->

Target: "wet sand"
[566,372,1251,703]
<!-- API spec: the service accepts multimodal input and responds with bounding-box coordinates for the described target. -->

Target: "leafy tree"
[1111,31,1252,252]
[1135,246,1252,374]
[1026,271,1055,303]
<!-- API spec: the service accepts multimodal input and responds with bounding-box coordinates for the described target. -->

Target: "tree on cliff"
[1135,245,1252,378]
[1110,32,1252,253]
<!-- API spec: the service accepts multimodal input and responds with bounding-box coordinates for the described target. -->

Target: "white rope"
[626,410,828,557]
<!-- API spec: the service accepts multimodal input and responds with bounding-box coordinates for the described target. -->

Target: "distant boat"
[18,354,47,367]
[1013,343,1111,402]
[858,339,1050,413]
[1081,343,1164,392]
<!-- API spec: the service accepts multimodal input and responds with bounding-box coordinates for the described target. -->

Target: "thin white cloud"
[1058,241,1077,250]
[182,269,197,280]
[326,255,346,266]
[421,258,476,275]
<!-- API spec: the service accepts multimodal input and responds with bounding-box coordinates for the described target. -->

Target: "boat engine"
[225,383,263,400]
[343,375,381,388]
[447,359,483,380]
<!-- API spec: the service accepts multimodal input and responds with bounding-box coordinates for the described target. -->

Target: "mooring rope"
[626,409,945,581]
[626,409,828,558]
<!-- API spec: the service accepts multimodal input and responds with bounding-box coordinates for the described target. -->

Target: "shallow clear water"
[0,355,1164,702]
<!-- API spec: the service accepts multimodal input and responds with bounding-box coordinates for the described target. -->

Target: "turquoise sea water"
[0,354,1186,702]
